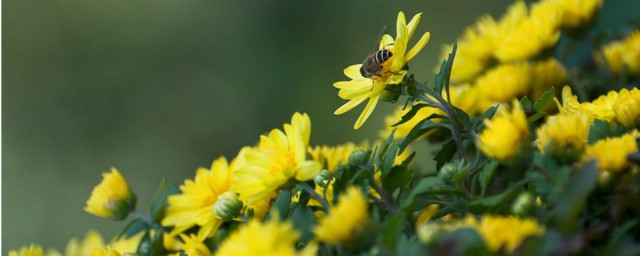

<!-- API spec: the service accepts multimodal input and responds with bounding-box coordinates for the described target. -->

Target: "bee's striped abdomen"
[374,49,392,65]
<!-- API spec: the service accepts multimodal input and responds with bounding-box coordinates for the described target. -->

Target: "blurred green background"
[3,0,639,252]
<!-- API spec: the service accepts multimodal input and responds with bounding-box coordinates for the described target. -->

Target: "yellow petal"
[405,32,431,61]
[333,79,372,90]
[344,64,364,79]
[354,94,381,129]
[406,13,423,40]
[380,34,395,49]
[396,11,407,42]
[334,96,368,115]
[294,160,322,181]
[338,86,372,99]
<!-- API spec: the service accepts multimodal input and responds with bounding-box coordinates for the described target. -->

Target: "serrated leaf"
[520,96,533,109]
[532,87,556,112]
[118,218,149,239]
[468,183,522,212]
[399,119,448,154]
[393,103,431,127]
[434,140,457,171]
[478,160,498,196]
[402,177,457,209]
[588,119,630,143]
[383,165,414,197]
[473,106,498,131]
[434,41,457,97]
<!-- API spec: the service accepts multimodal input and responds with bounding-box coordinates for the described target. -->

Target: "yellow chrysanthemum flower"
[175,234,212,256]
[556,86,619,123]
[472,215,545,253]
[582,133,639,173]
[334,11,431,129]
[314,187,369,245]
[478,100,530,161]
[549,0,603,28]
[215,217,315,256]
[64,230,105,256]
[613,87,640,128]
[536,112,590,158]
[475,62,532,106]
[162,156,236,239]
[85,168,136,220]
[232,113,321,205]
[529,58,567,99]
[89,246,121,256]
[308,143,362,173]
[109,232,145,254]
[9,244,60,256]
[495,0,561,61]
[598,30,640,75]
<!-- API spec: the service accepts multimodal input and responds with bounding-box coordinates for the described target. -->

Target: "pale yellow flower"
[536,112,590,158]
[89,246,121,256]
[64,230,105,256]
[556,86,619,123]
[582,132,639,173]
[613,87,640,128]
[334,11,431,129]
[475,62,532,105]
[232,113,321,204]
[478,100,530,161]
[84,168,136,220]
[529,58,567,99]
[9,245,60,256]
[176,234,212,256]
[473,215,545,253]
[549,0,603,28]
[215,217,313,256]
[598,30,640,75]
[495,0,561,61]
[308,142,362,173]
[314,187,369,245]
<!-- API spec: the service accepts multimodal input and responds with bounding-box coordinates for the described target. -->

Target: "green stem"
[133,210,168,233]
[299,183,331,214]
[369,175,399,213]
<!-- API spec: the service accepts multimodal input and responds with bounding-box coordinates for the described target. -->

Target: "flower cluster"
[11,1,640,255]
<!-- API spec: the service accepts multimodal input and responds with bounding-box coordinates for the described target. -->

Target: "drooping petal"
[405,32,431,61]
[354,94,381,129]
[334,96,368,115]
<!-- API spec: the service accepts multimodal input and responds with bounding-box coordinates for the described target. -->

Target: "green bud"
[598,171,616,188]
[348,149,369,165]
[511,192,534,217]
[313,169,332,186]
[380,87,400,103]
[212,191,243,222]
[417,223,446,245]
[438,162,458,182]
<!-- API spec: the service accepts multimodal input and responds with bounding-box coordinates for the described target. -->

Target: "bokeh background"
[4,0,639,252]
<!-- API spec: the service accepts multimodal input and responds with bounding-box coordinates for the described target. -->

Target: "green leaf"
[270,188,293,217]
[532,87,556,112]
[402,177,457,209]
[136,231,151,256]
[603,220,639,256]
[434,41,457,97]
[393,103,437,127]
[472,106,497,131]
[520,96,533,109]
[149,226,165,256]
[588,119,630,144]
[290,203,318,243]
[553,160,598,233]
[478,160,498,196]
[382,213,405,250]
[380,141,399,178]
[150,182,180,223]
[399,118,448,154]
[468,183,523,213]
[434,140,457,171]
[118,218,150,239]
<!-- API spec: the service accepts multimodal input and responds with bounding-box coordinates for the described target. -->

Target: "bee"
[360,47,393,78]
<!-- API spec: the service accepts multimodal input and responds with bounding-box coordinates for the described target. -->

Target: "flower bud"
[438,163,458,182]
[85,168,136,220]
[348,149,369,166]
[313,169,332,186]
[380,87,401,103]
[512,192,534,217]
[213,191,243,222]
